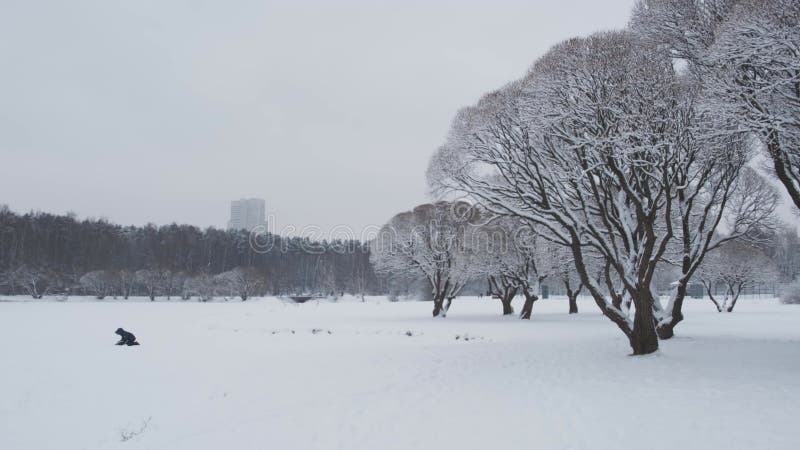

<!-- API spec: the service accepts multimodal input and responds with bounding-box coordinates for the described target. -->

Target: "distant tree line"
[0,206,382,299]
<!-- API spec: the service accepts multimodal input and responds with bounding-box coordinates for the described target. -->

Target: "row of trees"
[370,203,586,319]
[70,267,264,301]
[370,201,783,316]
[412,0,798,355]
[0,207,380,299]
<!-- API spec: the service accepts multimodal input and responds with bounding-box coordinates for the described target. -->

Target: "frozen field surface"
[1,296,799,450]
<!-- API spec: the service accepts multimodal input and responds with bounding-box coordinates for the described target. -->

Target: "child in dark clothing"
[115,328,140,346]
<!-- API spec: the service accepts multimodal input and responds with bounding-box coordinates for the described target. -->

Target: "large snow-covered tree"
[430,31,689,354]
[371,202,481,317]
[630,1,779,338]
[633,0,800,212]
[702,0,800,210]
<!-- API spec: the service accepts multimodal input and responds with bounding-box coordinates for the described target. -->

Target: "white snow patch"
[0,296,798,450]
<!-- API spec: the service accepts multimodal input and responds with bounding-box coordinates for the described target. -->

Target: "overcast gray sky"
[1,0,641,235]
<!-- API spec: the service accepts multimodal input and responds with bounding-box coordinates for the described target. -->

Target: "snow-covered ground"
[1,295,798,450]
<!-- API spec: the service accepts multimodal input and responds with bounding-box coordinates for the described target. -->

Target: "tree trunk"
[656,280,688,339]
[519,291,538,320]
[726,284,743,312]
[704,281,723,312]
[767,133,800,210]
[443,296,455,316]
[611,294,622,310]
[432,293,445,317]
[565,280,581,314]
[629,289,659,355]
[501,287,517,315]
[568,297,578,314]
[501,296,514,315]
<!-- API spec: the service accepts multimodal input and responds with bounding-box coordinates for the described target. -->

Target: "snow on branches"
[371,202,483,317]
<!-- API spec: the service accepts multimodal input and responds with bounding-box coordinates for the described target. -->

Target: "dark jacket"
[115,328,139,346]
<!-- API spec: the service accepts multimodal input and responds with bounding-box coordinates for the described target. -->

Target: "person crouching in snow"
[115,328,140,346]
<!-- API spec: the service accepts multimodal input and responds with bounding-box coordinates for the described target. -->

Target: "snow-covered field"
[1,295,798,450]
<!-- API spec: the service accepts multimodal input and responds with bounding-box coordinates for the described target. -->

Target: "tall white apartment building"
[227,198,266,231]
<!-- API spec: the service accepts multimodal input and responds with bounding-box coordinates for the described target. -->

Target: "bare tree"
[551,246,586,314]
[184,273,217,302]
[702,0,800,210]
[478,218,560,318]
[699,242,778,312]
[315,258,337,297]
[764,224,800,283]
[629,2,780,338]
[79,270,118,299]
[216,267,264,301]
[371,202,480,317]
[135,269,167,301]
[7,265,57,299]
[118,270,136,299]
[636,0,800,212]
[162,271,182,300]
[352,261,370,301]
[430,31,683,354]
[654,159,778,337]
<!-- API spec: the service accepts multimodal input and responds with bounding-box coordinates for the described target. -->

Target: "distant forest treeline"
[0,206,384,298]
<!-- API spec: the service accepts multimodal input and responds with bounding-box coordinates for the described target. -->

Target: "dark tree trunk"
[501,287,517,315]
[432,293,445,317]
[519,291,538,320]
[568,294,578,314]
[570,236,651,354]
[704,281,723,312]
[629,289,659,355]
[656,280,688,339]
[432,279,451,317]
[564,279,582,314]
[603,261,623,310]
[726,284,743,312]
[767,133,800,210]
[501,296,514,315]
